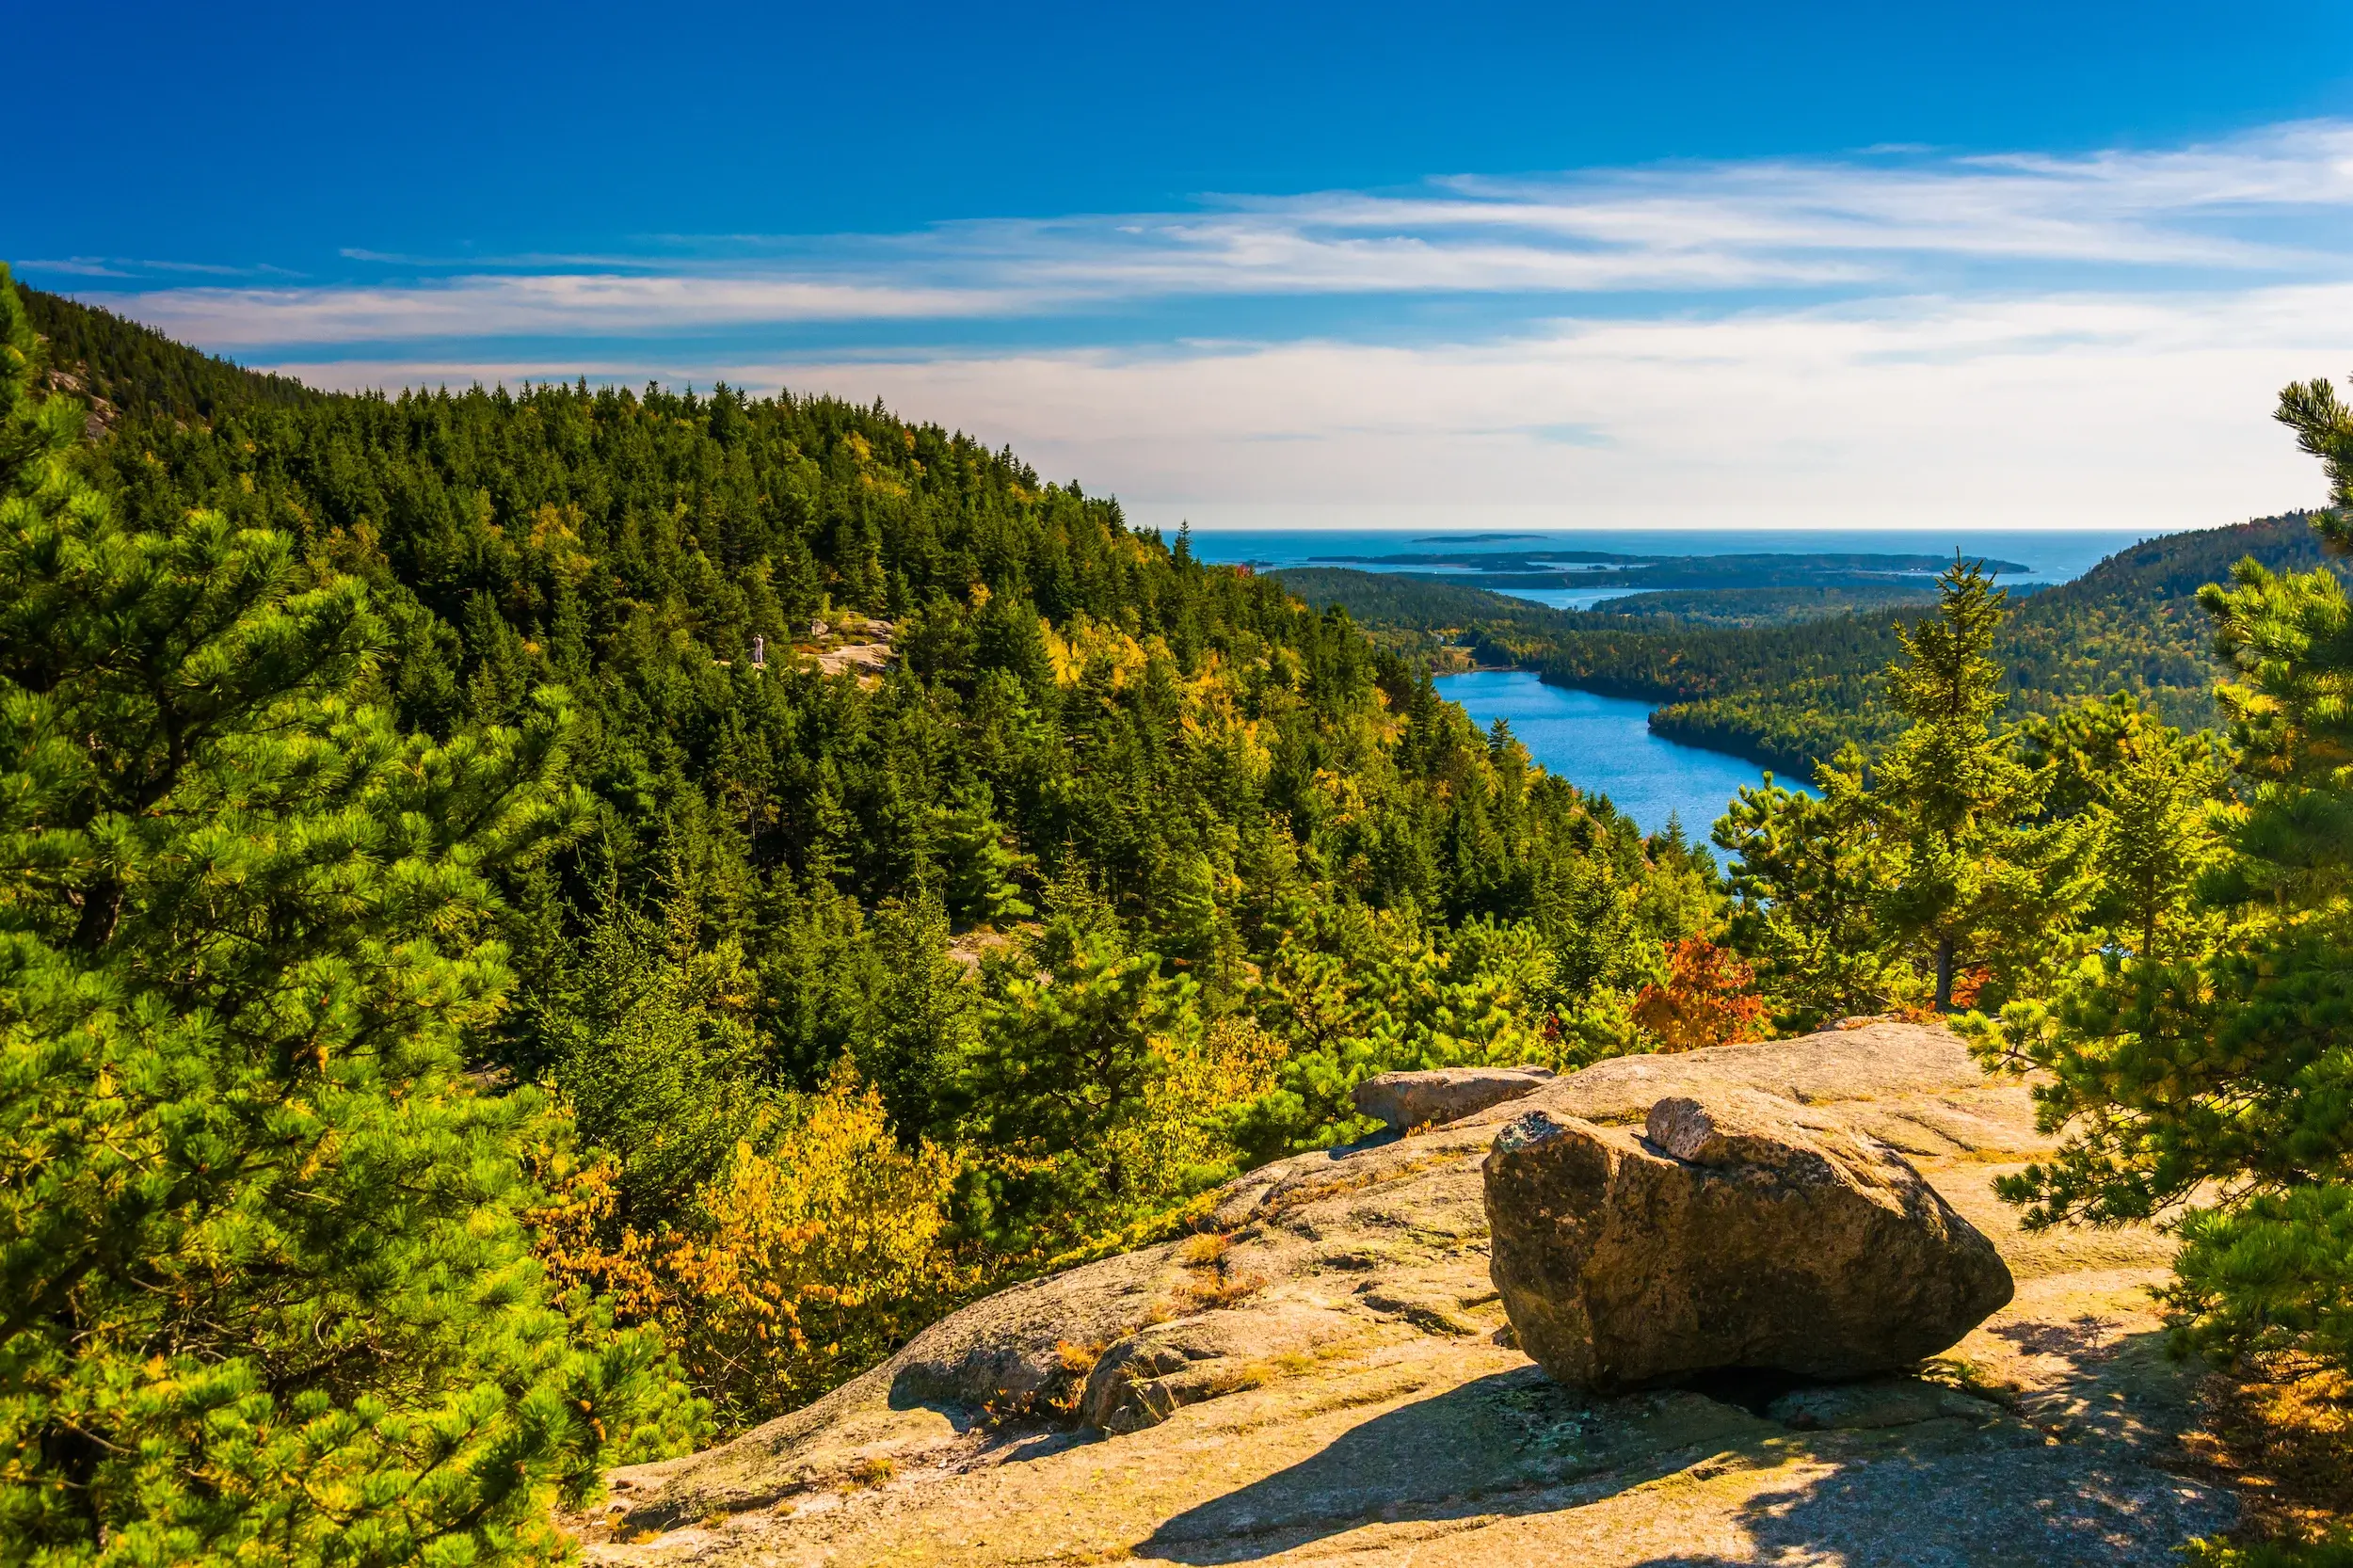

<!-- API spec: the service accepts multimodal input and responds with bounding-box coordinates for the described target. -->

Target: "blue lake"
[1434,669,1810,840]
[1178,526,2139,841]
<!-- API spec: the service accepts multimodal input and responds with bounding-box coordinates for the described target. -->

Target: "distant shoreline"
[1434,665,1809,781]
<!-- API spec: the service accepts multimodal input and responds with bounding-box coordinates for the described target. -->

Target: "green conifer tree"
[851,888,980,1143]
[2012,696,2220,963]
[953,865,1200,1255]
[932,784,1034,925]
[1971,376,2353,1399]
[1872,557,2085,1009]
[552,888,776,1224]
[2092,718,2218,963]
[0,266,695,1566]
[1155,847,1224,970]
[1714,746,1906,1029]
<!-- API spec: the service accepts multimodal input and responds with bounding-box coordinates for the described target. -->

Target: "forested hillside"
[3,270,1734,1561]
[73,327,1706,1095]
[1639,516,2330,770]
[1589,581,1943,626]
[21,283,319,425]
[1289,519,2336,776]
[1270,567,1577,666]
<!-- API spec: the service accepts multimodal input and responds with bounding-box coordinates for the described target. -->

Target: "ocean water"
[1185,526,2151,836]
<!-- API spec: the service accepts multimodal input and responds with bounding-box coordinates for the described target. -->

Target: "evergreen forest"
[14,267,2353,1566]
[0,274,1717,1564]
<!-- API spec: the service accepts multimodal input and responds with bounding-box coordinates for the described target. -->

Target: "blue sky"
[13,0,2353,531]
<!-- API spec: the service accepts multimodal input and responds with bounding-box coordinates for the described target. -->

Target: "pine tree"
[552,888,776,1224]
[1155,847,1223,970]
[1970,376,2353,1387]
[851,889,980,1143]
[1714,746,1908,1028]
[1872,556,2085,1009]
[932,783,1034,925]
[2011,696,2220,963]
[953,868,1201,1256]
[0,267,696,1565]
[2091,715,2217,962]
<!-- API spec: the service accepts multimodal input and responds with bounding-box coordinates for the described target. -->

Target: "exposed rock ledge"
[573,1022,2233,1565]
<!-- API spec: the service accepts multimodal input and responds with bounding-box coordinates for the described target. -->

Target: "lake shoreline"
[1506,667,1817,784]
[1433,669,1814,837]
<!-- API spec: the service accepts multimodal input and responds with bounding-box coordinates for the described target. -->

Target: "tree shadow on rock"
[1135,1327,2235,1567]
[1621,1321,2233,1568]
[1132,1366,1765,1564]
[1619,1432,2233,1568]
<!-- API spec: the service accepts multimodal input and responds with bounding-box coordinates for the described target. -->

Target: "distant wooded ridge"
[1305,548,2032,571]
[1285,546,2034,599]
[1278,512,2334,776]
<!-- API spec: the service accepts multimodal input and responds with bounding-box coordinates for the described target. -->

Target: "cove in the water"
[1435,669,1812,840]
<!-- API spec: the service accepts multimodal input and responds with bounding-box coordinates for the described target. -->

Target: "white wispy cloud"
[27,256,304,280]
[76,120,2353,527]
[130,274,1036,347]
[261,280,2353,530]
[103,120,2353,349]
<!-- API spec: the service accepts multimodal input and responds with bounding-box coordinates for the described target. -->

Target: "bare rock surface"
[811,641,892,678]
[1353,1064,1555,1133]
[1487,1087,2014,1391]
[571,1023,2233,1565]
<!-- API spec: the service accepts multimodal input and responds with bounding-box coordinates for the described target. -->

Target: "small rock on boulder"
[1353,1065,1555,1133]
[1485,1088,2013,1392]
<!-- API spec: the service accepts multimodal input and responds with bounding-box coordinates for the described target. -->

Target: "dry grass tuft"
[1173,1232,1234,1267]
[1056,1338,1108,1376]
[1162,1232,1266,1316]
[843,1454,899,1491]
[1181,1269,1268,1310]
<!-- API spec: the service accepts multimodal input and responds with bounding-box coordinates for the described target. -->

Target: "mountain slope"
[39,280,1717,1437]
[1641,514,2334,771]
[23,284,320,425]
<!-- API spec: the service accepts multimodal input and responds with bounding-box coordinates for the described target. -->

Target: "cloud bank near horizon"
[39,121,2353,529]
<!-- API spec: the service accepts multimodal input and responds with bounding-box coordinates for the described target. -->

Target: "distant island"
[1312,549,2032,574]
[1289,548,2036,605]
[1410,532,1549,542]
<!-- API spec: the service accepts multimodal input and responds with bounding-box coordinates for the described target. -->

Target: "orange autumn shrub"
[1631,937,1771,1053]
[523,1140,666,1325]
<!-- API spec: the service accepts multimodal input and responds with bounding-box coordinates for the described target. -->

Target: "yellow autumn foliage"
[1097,1016,1286,1215]
[1042,612,1148,688]
[662,1073,966,1423]
[535,1071,968,1431]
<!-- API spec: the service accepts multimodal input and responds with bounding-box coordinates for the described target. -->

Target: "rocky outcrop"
[1485,1088,2013,1392]
[1353,1064,1554,1132]
[571,1022,2230,1566]
[1079,1304,1349,1434]
[800,616,897,681]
